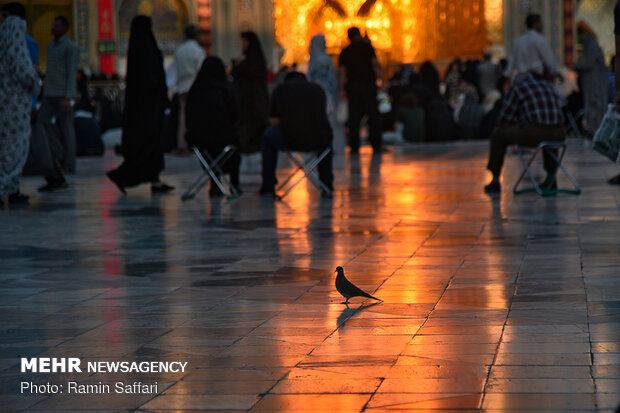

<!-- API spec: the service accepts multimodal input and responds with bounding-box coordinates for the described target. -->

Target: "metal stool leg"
[181,145,240,201]
[200,146,239,198]
[276,148,332,200]
[541,144,581,195]
[513,145,545,195]
[513,142,580,196]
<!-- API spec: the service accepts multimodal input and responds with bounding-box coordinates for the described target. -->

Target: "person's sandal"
[607,174,620,185]
[484,182,501,193]
[8,192,29,204]
[151,183,174,193]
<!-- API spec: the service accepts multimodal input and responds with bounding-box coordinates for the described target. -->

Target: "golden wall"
[274,0,498,64]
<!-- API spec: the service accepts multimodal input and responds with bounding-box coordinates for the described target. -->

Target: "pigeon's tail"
[363,292,383,302]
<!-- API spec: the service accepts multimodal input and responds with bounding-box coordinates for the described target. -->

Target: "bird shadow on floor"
[337,301,381,327]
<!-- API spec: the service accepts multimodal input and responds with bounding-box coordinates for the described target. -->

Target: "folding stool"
[565,108,585,139]
[275,147,333,200]
[513,141,581,196]
[181,145,240,201]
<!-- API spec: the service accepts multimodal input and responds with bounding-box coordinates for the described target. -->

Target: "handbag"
[592,104,620,163]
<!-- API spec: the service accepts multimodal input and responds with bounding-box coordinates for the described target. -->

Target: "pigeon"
[335,266,383,304]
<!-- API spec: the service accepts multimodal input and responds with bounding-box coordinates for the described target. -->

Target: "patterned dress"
[0,17,39,195]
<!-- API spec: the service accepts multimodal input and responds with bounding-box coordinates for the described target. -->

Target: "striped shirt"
[497,73,564,126]
[43,34,78,98]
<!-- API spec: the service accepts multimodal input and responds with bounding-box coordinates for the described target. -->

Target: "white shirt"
[505,30,559,78]
[174,39,206,94]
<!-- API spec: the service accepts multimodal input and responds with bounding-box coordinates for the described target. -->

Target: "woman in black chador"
[107,15,173,194]
[231,31,269,153]
[186,56,241,195]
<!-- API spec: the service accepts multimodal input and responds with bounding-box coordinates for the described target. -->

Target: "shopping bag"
[592,104,620,163]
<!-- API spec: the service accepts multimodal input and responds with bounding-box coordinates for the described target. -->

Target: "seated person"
[260,71,333,195]
[485,71,565,193]
[74,110,104,156]
[396,92,425,142]
[185,56,241,195]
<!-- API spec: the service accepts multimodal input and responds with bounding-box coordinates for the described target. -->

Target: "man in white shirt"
[505,14,562,81]
[477,53,499,98]
[174,25,205,154]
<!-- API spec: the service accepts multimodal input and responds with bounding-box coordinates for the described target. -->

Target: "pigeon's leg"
[341,298,350,304]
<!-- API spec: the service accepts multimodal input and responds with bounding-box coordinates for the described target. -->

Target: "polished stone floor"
[1,139,620,412]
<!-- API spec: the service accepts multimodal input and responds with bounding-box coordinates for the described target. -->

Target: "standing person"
[505,14,562,81]
[338,26,385,154]
[609,56,616,104]
[396,93,425,142]
[106,15,173,194]
[1,2,38,111]
[444,59,464,94]
[173,25,205,155]
[308,34,337,111]
[231,31,269,154]
[477,53,500,98]
[0,15,40,204]
[574,26,608,137]
[418,61,440,98]
[607,0,620,185]
[186,56,241,195]
[37,16,78,178]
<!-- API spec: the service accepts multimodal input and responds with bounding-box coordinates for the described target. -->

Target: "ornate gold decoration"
[274,0,495,64]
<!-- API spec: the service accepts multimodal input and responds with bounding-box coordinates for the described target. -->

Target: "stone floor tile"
[593,366,620,379]
[396,353,496,365]
[485,378,595,393]
[24,406,133,413]
[498,342,591,354]
[140,394,259,410]
[494,353,592,366]
[377,378,486,394]
[489,365,592,379]
[386,364,490,379]
[409,334,502,344]
[594,354,620,365]
[481,393,596,409]
[479,410,596,413]
[163,380,277,394]
[26,394,158,410]
[366,393,483,410]
[181,367,288,382]
[270,378,381,394]
[249,394,370,412]
[135,410,245,413]
[596,392,620,410]
[402,343,498,356]
[595,379,620,393]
